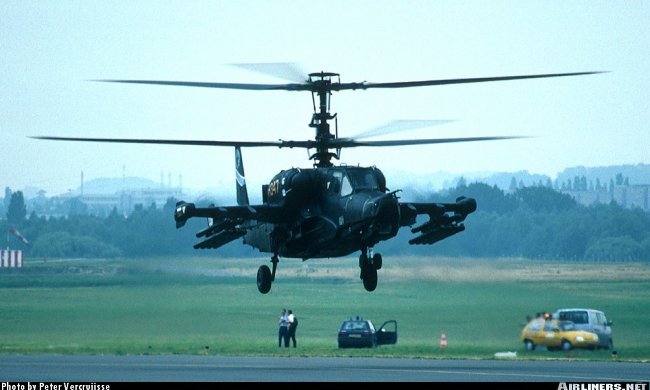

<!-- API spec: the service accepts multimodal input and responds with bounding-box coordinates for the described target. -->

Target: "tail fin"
[235,146,250,206]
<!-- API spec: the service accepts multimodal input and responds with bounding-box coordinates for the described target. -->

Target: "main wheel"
[362,265,378,292]
[257,265,272,294]
[561,340,572,351]
[359,252,368,279]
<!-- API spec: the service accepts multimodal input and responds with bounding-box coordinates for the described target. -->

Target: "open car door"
[376,320,398,345]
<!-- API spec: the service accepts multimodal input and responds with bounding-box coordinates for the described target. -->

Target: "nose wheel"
[359,248,382,292]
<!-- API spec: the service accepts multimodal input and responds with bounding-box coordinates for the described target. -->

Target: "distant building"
[68,187,183,216]
[31,186,183,218]
[562,184,649,213]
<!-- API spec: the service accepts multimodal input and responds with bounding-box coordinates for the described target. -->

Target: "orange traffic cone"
[440,330,448,348]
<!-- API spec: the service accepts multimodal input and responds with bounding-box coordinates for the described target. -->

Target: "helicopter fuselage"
[243,165,400,259]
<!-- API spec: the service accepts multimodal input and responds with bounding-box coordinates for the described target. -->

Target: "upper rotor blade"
[93,71,605,93]
[92,79,311,91]
[350,120,455,140]
[332,135,529,148]
[337,71,606,91]
[30,135,287,147]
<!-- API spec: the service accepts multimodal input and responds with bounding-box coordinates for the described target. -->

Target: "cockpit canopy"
[327,166,386,196]
[265,166,387,205]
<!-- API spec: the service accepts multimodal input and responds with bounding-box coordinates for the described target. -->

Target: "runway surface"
[1,355,649,382]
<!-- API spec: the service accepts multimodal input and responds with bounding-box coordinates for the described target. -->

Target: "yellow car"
[520,318,599,351]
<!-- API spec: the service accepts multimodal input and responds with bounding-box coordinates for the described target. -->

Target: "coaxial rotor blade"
[93,71,605,93]
[31,134,526,149]
[91,79,311,91]
[331,135,529,148]
[335,71,606,91]
[229,62,309,83]
[30,135,287,147]
[350,119,455,140]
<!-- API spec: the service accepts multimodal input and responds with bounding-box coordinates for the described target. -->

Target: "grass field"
[1,255,649,362]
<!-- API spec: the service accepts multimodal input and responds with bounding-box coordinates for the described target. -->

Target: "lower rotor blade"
[30,136,285,148]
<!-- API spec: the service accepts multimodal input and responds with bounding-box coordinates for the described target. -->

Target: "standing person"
[287,309,298,348]
[278,308,289,347]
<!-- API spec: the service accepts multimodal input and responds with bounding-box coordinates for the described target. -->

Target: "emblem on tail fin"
[235,146,250,206]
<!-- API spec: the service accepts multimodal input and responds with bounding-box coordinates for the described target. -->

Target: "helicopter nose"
[363,194,400,234]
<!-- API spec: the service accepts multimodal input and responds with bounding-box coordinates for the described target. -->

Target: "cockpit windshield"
[346,168,379,191]
[327,167,380,196]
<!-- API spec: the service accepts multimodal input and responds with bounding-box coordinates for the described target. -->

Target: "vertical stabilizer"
[235,146,250,206]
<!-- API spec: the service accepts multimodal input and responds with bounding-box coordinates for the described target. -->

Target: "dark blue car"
[337,318,398,348]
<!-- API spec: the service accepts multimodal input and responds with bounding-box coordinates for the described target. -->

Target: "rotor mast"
[308,72,339,167]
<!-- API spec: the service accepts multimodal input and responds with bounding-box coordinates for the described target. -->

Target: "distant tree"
[616,173,624,186]
[509,177,517,192]
[6,191,27,226]
[642,236,650,260]
[30,231,121,258]
[584,236,644,261]
[65,197,88,216]
[3,187,11,216]
[573,176,581,191]
[446,182,517,214]
[514,186,577,212]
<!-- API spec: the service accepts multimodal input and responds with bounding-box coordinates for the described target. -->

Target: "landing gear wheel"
[257,265,272,294]
[362,265,378,292]
[359,252,368,279]
[372,253,383,270]
[561,340,572,351]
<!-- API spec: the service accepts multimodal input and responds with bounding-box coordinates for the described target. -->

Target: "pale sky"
[2,1,649,198]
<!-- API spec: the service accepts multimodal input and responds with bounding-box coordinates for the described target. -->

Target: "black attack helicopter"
[33,65,603,293]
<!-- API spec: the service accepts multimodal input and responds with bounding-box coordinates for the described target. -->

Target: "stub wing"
[174,201,286,249]
[398,197,477,245]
